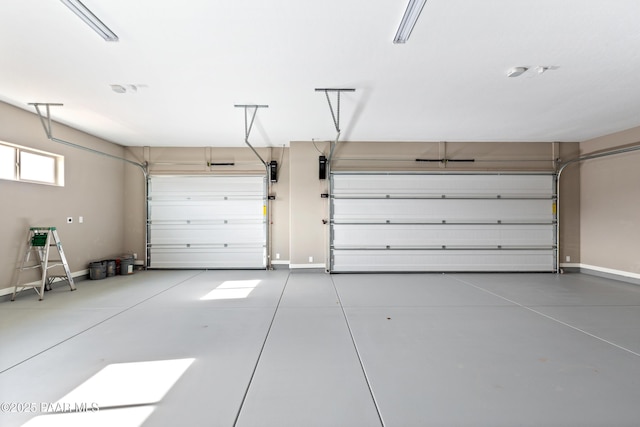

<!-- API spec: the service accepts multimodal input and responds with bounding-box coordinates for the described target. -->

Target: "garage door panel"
[150,175,264,195]
[333,173,553,197]
[333,198,553,222]
[332,249,555,272]
[149,247,266,269]
[149,200,263,221]
[149,223,265,245]
[332,224,555,248]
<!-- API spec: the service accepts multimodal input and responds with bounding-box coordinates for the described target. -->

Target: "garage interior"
[1,1,640,426]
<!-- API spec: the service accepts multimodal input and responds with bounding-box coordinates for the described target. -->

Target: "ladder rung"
[19,265,42,270]
[45,264,64,269]
[19,262,64,270]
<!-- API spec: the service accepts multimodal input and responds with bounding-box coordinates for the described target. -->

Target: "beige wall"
[580,127,640,276]
[289,141,330,267]
[0,102,126,295]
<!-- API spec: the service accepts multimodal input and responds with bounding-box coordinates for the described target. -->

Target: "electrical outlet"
[66,217,73,224]
[308,256,313,263]
[566,255,571,262]
[276,253,280,260]
[78,216,84,224]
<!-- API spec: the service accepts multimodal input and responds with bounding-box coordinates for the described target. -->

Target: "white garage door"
[330,173,556,272]
[148,175,267,269]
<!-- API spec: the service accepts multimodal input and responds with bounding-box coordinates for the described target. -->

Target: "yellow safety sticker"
[263,205,267,216]
[552,203,557,215]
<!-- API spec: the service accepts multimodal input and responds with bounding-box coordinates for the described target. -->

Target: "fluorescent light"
[393,0,428,44]
[60,0,118,42]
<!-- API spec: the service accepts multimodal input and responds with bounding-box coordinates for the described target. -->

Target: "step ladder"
[11,227,76,301]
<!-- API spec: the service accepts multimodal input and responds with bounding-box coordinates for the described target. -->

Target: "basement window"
[0,141,64,186]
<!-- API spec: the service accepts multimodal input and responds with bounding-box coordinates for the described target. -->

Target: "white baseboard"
[576,263,640,281]
[289,263,326,270]
[559,262,582,269]
[0,269,88,297]
[560,262,640,284]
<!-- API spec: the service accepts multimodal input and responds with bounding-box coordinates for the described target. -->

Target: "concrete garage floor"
[1,270,640,426]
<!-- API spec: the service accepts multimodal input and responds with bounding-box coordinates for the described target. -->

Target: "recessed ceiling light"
[506,67,528,78]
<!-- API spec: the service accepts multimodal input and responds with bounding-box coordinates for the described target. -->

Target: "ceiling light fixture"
[393,0,428,44]
[60,0,118,42]
[506,67,528,77]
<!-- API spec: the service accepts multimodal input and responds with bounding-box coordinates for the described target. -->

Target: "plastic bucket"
[105,260,117,277]
[119,256,134,275]
[89,261,106,280]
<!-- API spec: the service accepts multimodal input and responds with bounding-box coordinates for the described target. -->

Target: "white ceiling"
[2,0,640,147]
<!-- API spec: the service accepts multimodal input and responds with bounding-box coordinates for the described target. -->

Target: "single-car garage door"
[148,175,267,269]
[330,173,556,272]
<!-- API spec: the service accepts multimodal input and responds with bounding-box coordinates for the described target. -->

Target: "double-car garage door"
[147,175,267,269]
[330,173,556,272]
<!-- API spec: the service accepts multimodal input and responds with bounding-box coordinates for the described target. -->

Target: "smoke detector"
[111,84,126,93]
[110,84,147,94]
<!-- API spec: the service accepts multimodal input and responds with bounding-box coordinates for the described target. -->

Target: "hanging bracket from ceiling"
[314,88,355,163]
[234,104,269,168]
[315,88,355,134]
[29,103,147,174]
[30,103,63,139]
